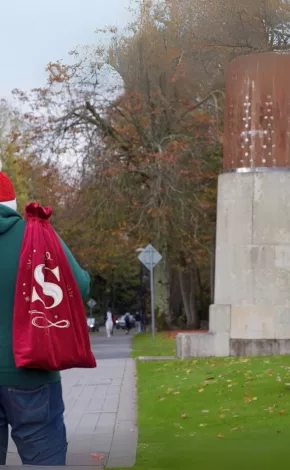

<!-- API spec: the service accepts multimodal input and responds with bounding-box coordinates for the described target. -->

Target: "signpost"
[138,244,162,340]
[87,298,97,317]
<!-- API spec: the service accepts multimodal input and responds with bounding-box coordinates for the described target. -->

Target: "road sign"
[87,298,96,309]
[137,244,162,341]
[138,244,162,270]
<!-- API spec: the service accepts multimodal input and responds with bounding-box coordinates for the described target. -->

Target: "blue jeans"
[0,381,67,466]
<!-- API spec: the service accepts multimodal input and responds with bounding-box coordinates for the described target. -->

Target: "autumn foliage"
[4,0,290,326]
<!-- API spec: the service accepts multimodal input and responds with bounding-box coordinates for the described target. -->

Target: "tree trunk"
[178,268,199,329]
[154,249,171,329]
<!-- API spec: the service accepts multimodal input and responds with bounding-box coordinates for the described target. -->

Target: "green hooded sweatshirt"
[0,204,90,387]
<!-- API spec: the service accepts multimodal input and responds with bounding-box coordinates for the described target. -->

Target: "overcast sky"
[0,0,131,99]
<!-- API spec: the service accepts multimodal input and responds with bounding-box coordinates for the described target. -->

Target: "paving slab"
[6,356,137,468]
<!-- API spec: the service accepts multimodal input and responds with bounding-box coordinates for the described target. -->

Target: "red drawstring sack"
[13,202,96,371]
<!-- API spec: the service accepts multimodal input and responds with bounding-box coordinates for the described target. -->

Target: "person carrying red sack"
[0,161,95,466]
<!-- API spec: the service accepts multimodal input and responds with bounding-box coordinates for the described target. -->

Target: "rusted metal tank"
[224,52,290,171]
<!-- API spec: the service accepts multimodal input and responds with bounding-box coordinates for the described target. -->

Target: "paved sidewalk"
[7,358,137,468]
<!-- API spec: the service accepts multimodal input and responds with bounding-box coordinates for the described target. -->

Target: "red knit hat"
[0,160,17,211]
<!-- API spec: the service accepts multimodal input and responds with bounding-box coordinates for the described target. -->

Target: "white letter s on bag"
[31,264,63,309]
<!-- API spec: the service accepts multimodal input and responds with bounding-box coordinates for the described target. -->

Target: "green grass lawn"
[131,333,176,358]
[127,355,290,470]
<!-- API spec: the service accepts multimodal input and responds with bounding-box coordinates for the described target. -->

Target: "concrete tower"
[177,52,290,357]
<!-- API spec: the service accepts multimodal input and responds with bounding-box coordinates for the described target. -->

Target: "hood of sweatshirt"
[0,204,22,235]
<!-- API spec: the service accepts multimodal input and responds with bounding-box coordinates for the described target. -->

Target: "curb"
[137,356,177,362]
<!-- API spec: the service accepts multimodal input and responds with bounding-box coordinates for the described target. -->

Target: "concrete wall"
[214,171,290,341]
[176,333,214,359]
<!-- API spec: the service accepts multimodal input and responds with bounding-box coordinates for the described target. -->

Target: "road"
[90,328,133,360]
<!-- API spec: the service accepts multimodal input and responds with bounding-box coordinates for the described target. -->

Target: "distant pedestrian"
[124,312,132,335]
[111,314,117,336]
[135,312,141,333]
[105,309,114,338]
[140,312,146,332]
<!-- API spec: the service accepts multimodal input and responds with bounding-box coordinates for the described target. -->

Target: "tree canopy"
[4,0,290,325]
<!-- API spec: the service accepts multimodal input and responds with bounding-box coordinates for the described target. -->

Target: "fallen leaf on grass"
[231,426,243,431]
[181,413,189,419]
[199,423,207,427]
[264,404,278,414]
[204,379,216,385]
[244,397,258,404]
[279,410,287,415]
[211,362,220,368]
[217,434,224,438]
[198,388,204,393]
[138,444,149,449]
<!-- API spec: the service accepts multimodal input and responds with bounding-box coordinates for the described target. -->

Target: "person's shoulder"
[14,218,26,231]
